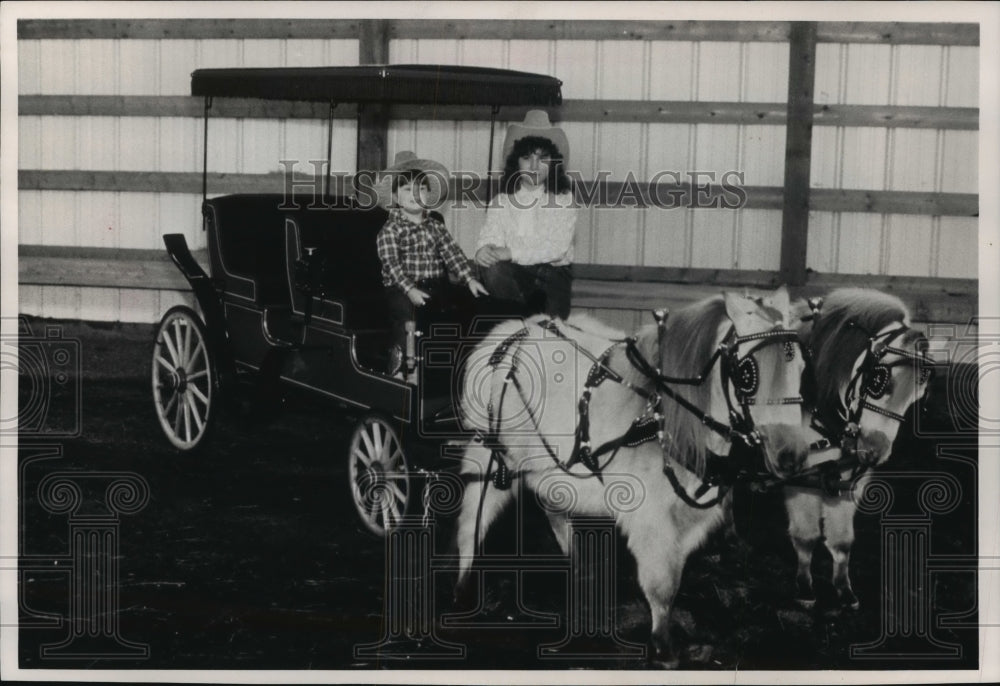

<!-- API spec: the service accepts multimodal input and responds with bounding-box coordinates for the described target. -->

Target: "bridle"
[625,316,804,507]
[842,322,934,425]
[788,311,936,496]
[809,320,934,452]
[626,322,803,450]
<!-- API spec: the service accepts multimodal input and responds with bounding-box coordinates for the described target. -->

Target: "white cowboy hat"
[373,151,449,209]
[501,110,570,168]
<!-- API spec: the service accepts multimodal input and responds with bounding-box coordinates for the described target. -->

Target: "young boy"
[375,152,488,375]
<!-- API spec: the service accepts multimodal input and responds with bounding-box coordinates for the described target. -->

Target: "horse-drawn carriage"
[151,65,562,535]
[151,63,939,666]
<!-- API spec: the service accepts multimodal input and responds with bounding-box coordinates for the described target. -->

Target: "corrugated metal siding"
[16,31,977,322]
[810,42,977,278]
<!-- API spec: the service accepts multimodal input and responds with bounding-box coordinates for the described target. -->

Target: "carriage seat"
[284,199,391,330]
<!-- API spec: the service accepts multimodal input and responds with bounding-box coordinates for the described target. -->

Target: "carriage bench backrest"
[203,194,299,307]
[203,194,389,311]
[286,200,391,329]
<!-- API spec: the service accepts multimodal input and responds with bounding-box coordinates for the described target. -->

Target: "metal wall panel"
[936,217,977,278]
[643,207,689,268]
[944,46,978,107]
[808,40,977,278]
[77,191,119,250]
[18,191,43,245]
[158,193,206,251]
[22,38,358,95]
[939,130,977,193]
[737,209,783,270]
[885,214,935,276]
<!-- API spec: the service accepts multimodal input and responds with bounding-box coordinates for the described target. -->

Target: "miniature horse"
[453,288,810,667]
[786,288,934,610]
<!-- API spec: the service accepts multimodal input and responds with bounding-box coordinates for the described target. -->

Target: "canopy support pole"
[485,104,500,210]
[201,96,212,229]
[324,101,336,199]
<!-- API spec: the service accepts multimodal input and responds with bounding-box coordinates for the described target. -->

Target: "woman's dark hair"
[500,135,572,195]
[391,168,429,195]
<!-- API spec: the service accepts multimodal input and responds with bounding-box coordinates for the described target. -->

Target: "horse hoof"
[649,642,679,669]
[839,590,860,611]
[649,656,680,670]
[795,596,816,610]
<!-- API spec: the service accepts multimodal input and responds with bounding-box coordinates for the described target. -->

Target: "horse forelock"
[806,288,911,412]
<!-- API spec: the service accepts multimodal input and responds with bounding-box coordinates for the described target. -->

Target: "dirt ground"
[14,317,979,672]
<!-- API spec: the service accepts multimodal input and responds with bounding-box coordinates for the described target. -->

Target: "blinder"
[843,322,935,426]
[734,355,760,398]
[865,363,891,399]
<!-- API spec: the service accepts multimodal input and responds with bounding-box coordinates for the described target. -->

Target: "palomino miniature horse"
[786,288,934,610]
[453,288,811,667]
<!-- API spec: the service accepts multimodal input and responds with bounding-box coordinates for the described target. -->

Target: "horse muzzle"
[755,423,811,477]
[843,427,892,467]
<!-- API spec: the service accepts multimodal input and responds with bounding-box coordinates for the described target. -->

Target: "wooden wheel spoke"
[155,354,176,374]
[189,339,206,370]
[186,369,208,382]
[188,383,209,407]
[187,391,205,432]
[388,447,404,468]
[371,422,383,458]
[163,388,179,416]
[183,396,192,442]
[172,393,184,436]
[359,429,376,461]
[381,499,395,529]
[352,447,373,467]
[387,481,407,504]
[161,329,182,368]
[182,319,193,367]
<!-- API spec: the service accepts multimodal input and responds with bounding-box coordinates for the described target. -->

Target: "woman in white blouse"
[475,110,577,319]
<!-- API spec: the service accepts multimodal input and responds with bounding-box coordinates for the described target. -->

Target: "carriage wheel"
[348,415,411,536]
[152,306,219,451]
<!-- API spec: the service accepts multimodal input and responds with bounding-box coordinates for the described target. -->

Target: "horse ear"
[764,285,790,314]
[723,291,758,330]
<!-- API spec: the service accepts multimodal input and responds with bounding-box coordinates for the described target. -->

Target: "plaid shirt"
[376,209,475,293]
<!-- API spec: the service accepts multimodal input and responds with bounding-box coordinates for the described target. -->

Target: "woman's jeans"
[479,261,572,319]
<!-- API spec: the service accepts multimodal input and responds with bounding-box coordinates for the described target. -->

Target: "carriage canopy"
[191,64,563,106]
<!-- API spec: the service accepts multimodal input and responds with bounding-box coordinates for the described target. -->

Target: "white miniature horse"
[453,288,810,667]
[786,288,934,610]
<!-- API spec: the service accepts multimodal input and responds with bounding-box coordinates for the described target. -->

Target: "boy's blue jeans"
[385,277,469,372]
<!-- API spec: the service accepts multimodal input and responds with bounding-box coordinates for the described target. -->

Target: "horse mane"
[800,288,913,414]
[621,296,729,479]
